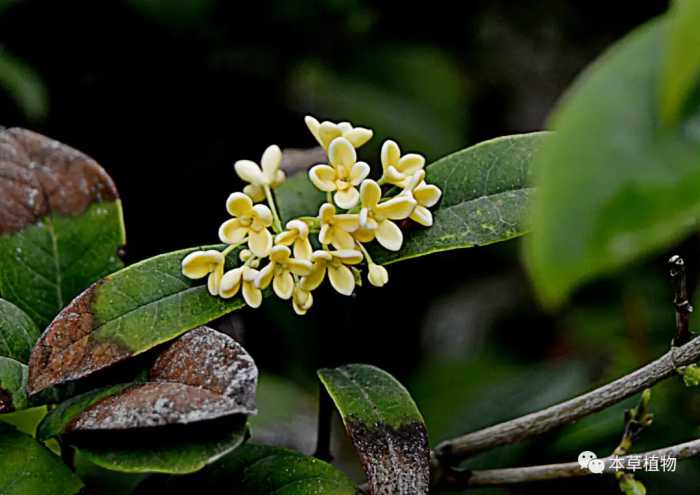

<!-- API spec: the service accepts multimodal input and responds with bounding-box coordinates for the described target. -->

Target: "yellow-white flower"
[367,263,389,287]
[379,139,425,188]
[256,245,313,300]
[304,116,373,150]
[300,249,363,296]
[401,170,442,227]
[219,265,263,308]
[219,192,273,257]
[181,250,225,296]
[318,203,360,250]
[275,219,313,260]
[235,145,286,202]
[355,180,416,251]
[308,137,370,209]
[292,285,314,315]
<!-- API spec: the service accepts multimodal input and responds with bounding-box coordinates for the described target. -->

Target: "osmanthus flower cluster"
[181,116,442,315]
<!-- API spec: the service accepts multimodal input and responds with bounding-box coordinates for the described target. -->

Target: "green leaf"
[0,357,28,413]
[74,417,249,474]
[275,171,325,224]
[0,298,39,363]
[0,128,126,328]
[525,18,700,307]
[134,444,357,494]
[660,0,700,126]
[0,423,83,494]
[373,132,545,264]
[26,248,244,394]
[318,364,430,495]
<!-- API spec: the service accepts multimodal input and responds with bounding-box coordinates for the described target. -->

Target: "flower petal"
[243,184,266,203]
[261,144,282,180]
[375,219,403,251]
[334,187,360,209]
[344,127,373,148]
[226,192,253,217]
[334,214,360,232]
[331,227,356,250]
[219,219,248,244]
[252,204,273,228]
[181,250,223,279]
[328,137,356,169]
[397,153,425,175]
[376,195,416,220]
[256,262,275,289]
[410,205,433,227]
[350,162,370,185]
[319,122,342,149]
[207,261,224,296]
[300,262,326,291]
[415,183,442,207]
[273,271,294,300]
[381,139,400,169]
[248,228,272,257]
[219,268,242,298]
[275,230,296,246]
[270,245,291,263]
[353,227,375,243]
[319,203,336,223]
[360,179,381,209]
[319,224,333,245]
[332,249,363,265]
[288,258,312,276]
[292,287,313,315]
[328,264,355,296]
[286,219,309,237]
[242,282,262,308]
[304,115,322,146]
[309,165,338,192]
[235,160,266,186]
[293,238,313,260]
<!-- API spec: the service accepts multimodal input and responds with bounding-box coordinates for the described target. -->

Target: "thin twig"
[313,386,334,462]
[669,255,693,346]
[447,437,700,487]
[434,334,700,464]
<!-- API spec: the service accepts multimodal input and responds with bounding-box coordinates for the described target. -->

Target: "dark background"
[6,1,700,494]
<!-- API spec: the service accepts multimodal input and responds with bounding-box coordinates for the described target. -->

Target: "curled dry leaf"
[67,327,257,432]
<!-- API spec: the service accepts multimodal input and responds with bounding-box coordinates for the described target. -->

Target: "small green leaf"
[26,247,245,394]
[374,132,545,264]
[0,423,83,494]
[318,364,429,495]
[526,18,700,307]
[0,298,39,363]
[619,473,647,495]
[133,444,357,494]
[678,364,700,387]
[0,357,28,413]
[0,128,126,328]
[75,417,249,474]
[660,0,700,126]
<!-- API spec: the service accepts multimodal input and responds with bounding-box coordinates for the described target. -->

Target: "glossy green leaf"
[74,417,249,474]
[37,384,133,441]
[27,247,244,394]
[373,132,545,264]
[134,444,357,494]
[318,364,429,495]
[660,0,700,126]
[0,423,83,494]
[0,298,39,363]
[0,128,126,328]
[0,357,28,413]
[526,19,700,307]
[275,171,325,224]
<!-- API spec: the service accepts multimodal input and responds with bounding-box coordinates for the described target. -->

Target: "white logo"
[588,459,605,474]
[578,451,597,470]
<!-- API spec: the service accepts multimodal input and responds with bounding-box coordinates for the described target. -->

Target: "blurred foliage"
[0,49,47,120]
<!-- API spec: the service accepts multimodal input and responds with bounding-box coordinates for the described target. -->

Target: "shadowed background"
[5,1,700,493]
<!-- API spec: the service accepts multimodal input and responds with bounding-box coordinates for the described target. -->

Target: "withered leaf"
[38,326,257,436]
[318,364,430,495]
[0,128,125,327]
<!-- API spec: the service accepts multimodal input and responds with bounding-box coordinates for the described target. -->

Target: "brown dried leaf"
[0,128,118,235]
[66,327,257,432]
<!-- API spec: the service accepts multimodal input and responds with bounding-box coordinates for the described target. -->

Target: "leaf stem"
[264,185,283,234]
[356,242,374,265]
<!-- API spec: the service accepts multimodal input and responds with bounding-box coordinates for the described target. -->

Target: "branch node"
[669,255,693,347]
